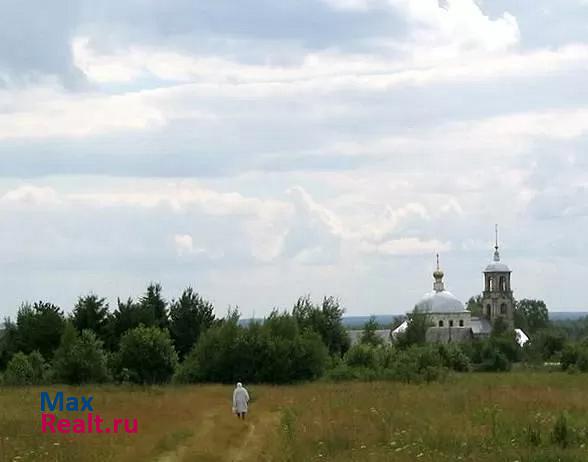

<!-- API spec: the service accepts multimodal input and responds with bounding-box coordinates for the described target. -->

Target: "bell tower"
[481,225,514,329]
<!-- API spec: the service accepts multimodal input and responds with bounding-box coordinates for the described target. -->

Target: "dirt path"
[154,403,280,462]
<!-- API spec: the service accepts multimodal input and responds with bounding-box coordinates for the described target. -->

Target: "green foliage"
[523,328,567,363]
[293,295,350,357]
[106,297,154,349]
[394,308,431,349]
[360,315,384,347]
[169,287,215,359]
[119,326,178,384]
[139,283,169,329]
[515,299,549,334]
[15,301,65,359]
[71,294,110,343]
[3,352,35,385]
[437,344,471,372]
[176,311,328,384]
[466,294,483,317]
[552,412,570,448]
[0,318,18,370]
[344,343,381,369]
[561,343,588,372]
[52,324,109,384]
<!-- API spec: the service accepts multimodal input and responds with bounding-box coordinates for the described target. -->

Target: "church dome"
[416,290,465,314]
[416,255,465,314]
[484,261,510,273]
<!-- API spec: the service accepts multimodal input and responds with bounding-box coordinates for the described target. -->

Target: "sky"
[1,0,588,319]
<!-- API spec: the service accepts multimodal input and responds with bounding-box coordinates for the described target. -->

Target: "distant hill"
[240,311,588,329]
[549,311,588,321]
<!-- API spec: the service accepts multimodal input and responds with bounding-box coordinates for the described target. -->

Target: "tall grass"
[1,373,588,461]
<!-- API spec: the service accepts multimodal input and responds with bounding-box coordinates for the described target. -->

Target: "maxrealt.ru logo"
[40,392,138,434]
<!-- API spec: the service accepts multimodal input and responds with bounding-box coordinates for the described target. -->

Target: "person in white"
[232,382,250,420]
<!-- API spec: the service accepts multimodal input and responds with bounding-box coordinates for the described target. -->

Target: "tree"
[139,283,168,329]
[71,294,109,342]
[106,297,154,350]
[3,352,35,385]
[360,316,384,347]
[515,299,549,334]
[16,302,65,359]
[119,326,178,384]
[293,295,350,357]
[466,295,483,317]
[169,288,215,358]
[52,324,109,384]
[394,308,431,350]
[0,318,18,370]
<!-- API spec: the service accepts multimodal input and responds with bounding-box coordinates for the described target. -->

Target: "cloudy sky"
[1,0,587,318]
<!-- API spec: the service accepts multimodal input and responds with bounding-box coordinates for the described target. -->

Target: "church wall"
[429,312,471,329]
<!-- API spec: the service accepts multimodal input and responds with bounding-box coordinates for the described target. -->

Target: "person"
[232,382,250,420]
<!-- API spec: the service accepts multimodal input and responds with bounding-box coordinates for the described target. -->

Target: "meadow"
[1,373,588,462]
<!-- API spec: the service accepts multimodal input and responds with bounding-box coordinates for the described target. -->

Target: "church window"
[486,305,491,318]
[489,277,494,291]
[449,320,454,327]
[499,276,506,291]
[500,303,507,315]
[459,320,464,327]
[439,320,444,327]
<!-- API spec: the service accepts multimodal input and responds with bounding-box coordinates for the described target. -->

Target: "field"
[2,373,588,462]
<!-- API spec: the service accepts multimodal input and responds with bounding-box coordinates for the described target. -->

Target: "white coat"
[232,383,250,414]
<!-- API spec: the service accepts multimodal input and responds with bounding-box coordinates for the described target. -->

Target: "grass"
[1,373,588,461]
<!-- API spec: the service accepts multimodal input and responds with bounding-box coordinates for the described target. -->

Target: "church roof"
[415,255,466,314]
[484,225,510,272]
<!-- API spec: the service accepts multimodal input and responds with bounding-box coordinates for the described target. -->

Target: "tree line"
[0,285,351,385]
[1,286,587,386]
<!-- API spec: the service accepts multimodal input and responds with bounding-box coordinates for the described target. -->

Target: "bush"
[52,325,109,384]
[177,312,328,384]
[344,344,381,369]
[438,344,471,372]
[477,343,511,372]
[3,352,36,385]
[119,326,178,384]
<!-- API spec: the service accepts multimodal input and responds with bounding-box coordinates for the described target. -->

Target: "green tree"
[466,295,483,317]
[106,297,154,350]
[3,352,35,385]
[293,295,350,357]
[52,324,109,384]
[515,299,549,334]
[169,287,215,358]
[71,294,109,342]
[0,318,18,370]
[16,302,65,359]
[394,308,431,350]
[139,283,168,329]
[360,315,384,347]
[119,326,178,384]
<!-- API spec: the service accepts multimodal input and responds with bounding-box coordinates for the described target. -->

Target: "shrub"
[344,344,381,369]
[477,343,511,372]
[3,352,35,385]
[119,326,178,384]
[178,312,328,384]
[438,344,471,372]
[52,325,109,384]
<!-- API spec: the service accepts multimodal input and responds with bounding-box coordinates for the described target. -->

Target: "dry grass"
[1,373,588,462]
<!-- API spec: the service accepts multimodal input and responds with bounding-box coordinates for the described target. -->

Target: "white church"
[354,228,529,346]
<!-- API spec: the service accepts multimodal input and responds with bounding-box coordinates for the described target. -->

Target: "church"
[347,228,530,346]
[391,228,529,346]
